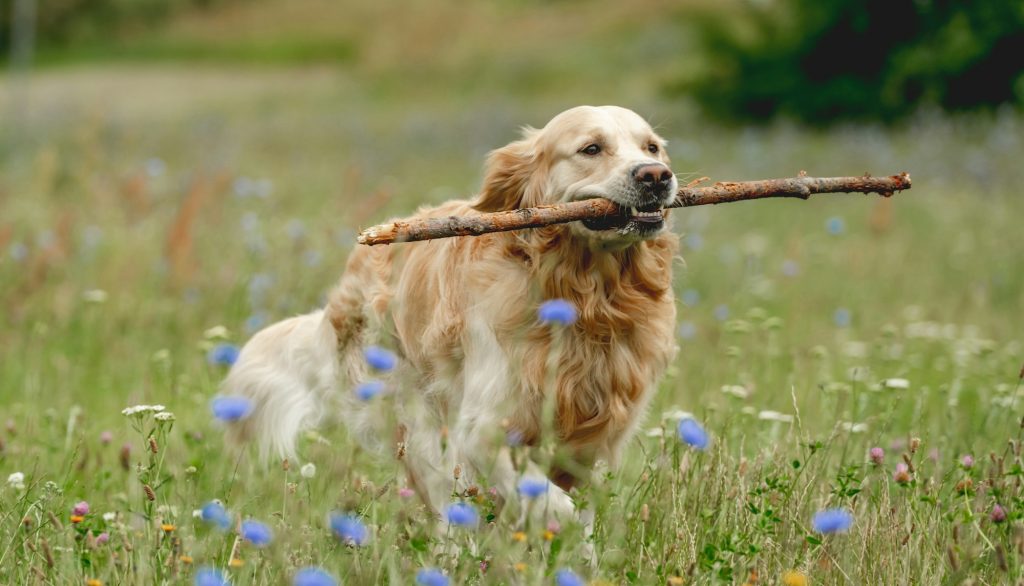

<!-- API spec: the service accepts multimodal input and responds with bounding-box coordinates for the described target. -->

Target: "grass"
[2,20,1024,584]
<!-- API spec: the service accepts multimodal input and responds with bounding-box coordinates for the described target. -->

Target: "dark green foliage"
[677,0,1024,124]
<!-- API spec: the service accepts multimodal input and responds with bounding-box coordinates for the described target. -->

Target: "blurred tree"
[674,0,1024,124]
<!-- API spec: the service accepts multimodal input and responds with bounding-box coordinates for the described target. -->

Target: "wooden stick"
[357,172,911,246]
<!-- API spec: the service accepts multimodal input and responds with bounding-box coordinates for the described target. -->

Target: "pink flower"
[961,454,974,469]
[398,487,415,498]
[95,532,110,545]
[99,431,113,445]
[73,501,90,516]
[893,462,911,484]
[547,519,561,534]
[869,447,884,465]
[992,504,1007,524]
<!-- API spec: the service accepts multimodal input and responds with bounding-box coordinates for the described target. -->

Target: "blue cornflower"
[200,501,231,530]
[355,380,386,401]
[329,513,368,545]
[444,502,479,527]
[538,299,577,325]
[681,289,700,306]
[240,519,273,547]
[207,344,240,367]
[195,567,230,586]
[415,568,450,586]
[677,418,709,450]
[713,304,730,321]
[677,321,697,340]
[211,396,253,422]
[294,567,337,586]
[833,307,851,328]
[517,477,549,499]
[811,508,854,534]
[826,216,846,235]
[554,569,585,586]
[363,346,397,371]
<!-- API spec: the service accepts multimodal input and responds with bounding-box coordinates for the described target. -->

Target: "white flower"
[300,463,317,479]
[154,411,175,422]
[721,385,750,399]
[103,512,117,522]
[203,325,230,340]
[121,404,166,416]
[645,427,665,437]
[660,409,695,422]
[840,421,869,433]
[82,289,108,303]
[757,410,794,423]
[883,378,910,390]
[7,472,25,490]
[192,509,204,519]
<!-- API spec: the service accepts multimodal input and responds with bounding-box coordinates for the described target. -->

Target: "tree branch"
[357,172,911,246]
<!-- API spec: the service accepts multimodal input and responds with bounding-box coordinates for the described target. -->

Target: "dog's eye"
[647,143,659,154]
[580,144,601,156]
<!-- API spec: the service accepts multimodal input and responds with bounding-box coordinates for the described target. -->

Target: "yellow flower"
[86,580,103,586]
[542,530,555,541]
[782,570,808,586]
[161,524,175,532]
[229,558,244,568]
[179,555,193,564]
[667,577,684,585]
[512,531,527,542]
[70,515,85,524]
[513,562,527,572]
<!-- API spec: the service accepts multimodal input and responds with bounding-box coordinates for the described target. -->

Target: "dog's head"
[473,105,677,246]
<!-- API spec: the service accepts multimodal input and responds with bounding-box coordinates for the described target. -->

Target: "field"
[2,3,1024,583]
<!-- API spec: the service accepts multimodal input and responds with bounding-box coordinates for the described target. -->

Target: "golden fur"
[225,105,679,522]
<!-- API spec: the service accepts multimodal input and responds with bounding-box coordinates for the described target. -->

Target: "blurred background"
[1,0,1022,422]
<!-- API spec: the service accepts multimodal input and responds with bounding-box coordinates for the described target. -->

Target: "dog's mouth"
[580,201,667,234]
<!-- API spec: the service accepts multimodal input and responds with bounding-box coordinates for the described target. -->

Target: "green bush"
[676,0,1024,124]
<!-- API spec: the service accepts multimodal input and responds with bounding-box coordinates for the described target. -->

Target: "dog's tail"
[221,246,393,461]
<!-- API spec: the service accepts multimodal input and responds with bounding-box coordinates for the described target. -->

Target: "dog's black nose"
[633,164,674,191]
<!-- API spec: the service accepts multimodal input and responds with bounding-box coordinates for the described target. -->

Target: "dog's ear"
[473,129,540,212]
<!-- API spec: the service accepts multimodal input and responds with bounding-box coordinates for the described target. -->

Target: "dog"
[222,105,679,524]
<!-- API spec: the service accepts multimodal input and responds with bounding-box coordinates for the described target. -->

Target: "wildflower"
[681,289,700,306]
[162,523,176,533]
[82,289,108,304]
[893,462,912,484]
[757,410,794,423]
[538,299,577,325]
[961,454,974,469]
[517,477,549,499]
[782,570,808,586]
[713,304,730,321]
[444,502,479,527]
[554,569,586,586]
[86,579,102,586]
[95,532,109,545]
[240,520,273,547]
[415,568,450,586]
[300,463,316,479]
[514,563,527,572]
[833,308,851,328]
[194,568,230,586]
[542,529,555,541]
[203,325,230,340]
[811,508,853,534]
[547,519,561,533]
[71,515,85,524]
[7,472,25,490]
[99,431,113,445]
[229,558,244,567]
[354,380,386,401]
[677,418,709,450]
[883,378,910,389]
[200,502,231,530]
[207,344,240,367]
[992,504,1007,523]
[329,513,368,546]
[512,531,527,542]
[398,487,415,498]
[294,567,338,586]
[121,404,166,416]
[826,216,845,235]
[180,555,193,564]
[363,346,397,371]
[677,321,697,340]
[102,512,116,522]
[211,397,253,422]
[869,447,885,465]
[154,411,175,422]
[73,501,90,516]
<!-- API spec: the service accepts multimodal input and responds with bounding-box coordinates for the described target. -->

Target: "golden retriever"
[223,105,679,524]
